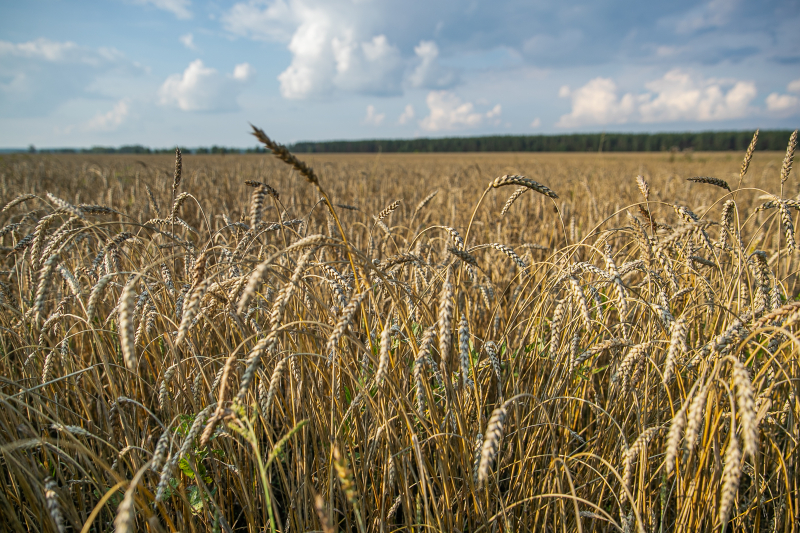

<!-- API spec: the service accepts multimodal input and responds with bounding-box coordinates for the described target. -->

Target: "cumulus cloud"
[233,63,255,81]
[639,70,756,122]
[180,33,197,50]
[530,117,541,128]
[363,105,385,126]
[132,0,192,19]
[398,104,414,125]
[159,60,251,112]
[85,99,130,131]
[0,38,136,117]
[556,78,639,128]
[408,41,458,89]
[419,91,500,131]
[224,1,458,99]
[766,78,800,115]
[557,69,758,127]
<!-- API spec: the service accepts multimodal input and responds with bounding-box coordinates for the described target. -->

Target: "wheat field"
[0,127,798,532]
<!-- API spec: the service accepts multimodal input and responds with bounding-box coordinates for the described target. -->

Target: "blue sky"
[0,0,798,148]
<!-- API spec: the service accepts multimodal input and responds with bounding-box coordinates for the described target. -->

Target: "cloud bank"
[558,69,758,127]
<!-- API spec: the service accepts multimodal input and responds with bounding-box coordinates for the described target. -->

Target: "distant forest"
[291,130,794,153]
[19,129,794,155]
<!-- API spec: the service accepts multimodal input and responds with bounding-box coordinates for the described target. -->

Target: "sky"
[0,0,799,148]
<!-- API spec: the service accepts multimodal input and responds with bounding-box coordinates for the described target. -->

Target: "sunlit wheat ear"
[248,185,268,227]
[158,364,177,411]
[635,175,650,201]
[438,270,454,364]
[684,380,710,455]
[477,401,509,488]
[501,187,528,216]
[171,147,182,192]
[472,432,483,483]
[663,317,687,384]
[33,252,59,320]
[732,358,758,458]
[170,192,190,222]
[622,427,659,497]
[568,276,592,331]
[264,357,287,413]
[780,130,797,185]
[719,200,735,248]
[151,430,170,472]
[665,396,688,476]
[175,278,210,347]
[484,341,501,385]
[486,242,526,269]
[155,403,215,503]
[414,327,436,413]
[201,354,237,447]
[118,280,137,373]
[376,200,400,221]
[2,193,36,211]
[44,477,65,533]
[740,129,759,181]
[386,495,402,521]
[778,202,796,254]
[326,291,369,352]
[548,298,568,355]
[616,342,650,393]
[719,432,742,527]
[412,189,438,220]
[375,325,391,387]
[491,175,558,198]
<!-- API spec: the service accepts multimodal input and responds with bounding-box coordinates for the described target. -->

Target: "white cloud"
[159,60,250,112]
[363,105,385,126]
[408,40,458,89]
[530,117,541,128]
[180,33,197,50]
[330,34,403,95]
[85,99,130,131]
[224,1,452,99]
[233,63,255,81]
[639,70,756,122]
[557,77,639,127]
[419,91,500,131]
[557,69,757,127]
[486,104,501,119]
[398,104,414,125]
[766,93,799,113]
[132,0,192,20]
[766,79,800,115]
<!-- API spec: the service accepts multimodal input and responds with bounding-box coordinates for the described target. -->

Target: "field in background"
[0,139,798,532]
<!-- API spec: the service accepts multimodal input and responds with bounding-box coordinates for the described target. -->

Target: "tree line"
[291,130,794,153]
[21,130,795,155]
